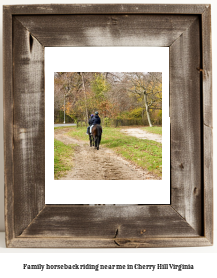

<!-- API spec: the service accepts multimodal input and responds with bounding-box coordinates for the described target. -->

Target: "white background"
[45,47,170,204]
[0,0,216,277]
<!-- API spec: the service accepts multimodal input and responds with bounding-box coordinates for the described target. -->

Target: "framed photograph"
[4,4,212,247]
[46,47,170,205]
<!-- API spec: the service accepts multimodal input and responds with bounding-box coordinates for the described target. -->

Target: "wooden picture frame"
[3,4,213,248]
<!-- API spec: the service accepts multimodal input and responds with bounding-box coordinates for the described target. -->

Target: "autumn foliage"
[54,72,162,126]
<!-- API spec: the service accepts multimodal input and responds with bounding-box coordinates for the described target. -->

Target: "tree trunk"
[142,108,145,124]
[144,92,152,127]
[80,73,89,125]
[63,96,65,124]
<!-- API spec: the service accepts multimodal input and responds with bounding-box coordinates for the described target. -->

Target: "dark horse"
[89,124,102,150]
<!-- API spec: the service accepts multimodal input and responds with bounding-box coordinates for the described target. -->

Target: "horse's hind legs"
[89,135,92,147]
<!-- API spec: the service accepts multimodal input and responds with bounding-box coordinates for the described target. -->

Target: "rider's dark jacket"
[92,115,101,125]
[88,117,94,125]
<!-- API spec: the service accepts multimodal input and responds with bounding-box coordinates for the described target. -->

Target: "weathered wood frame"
[3,4,212,248]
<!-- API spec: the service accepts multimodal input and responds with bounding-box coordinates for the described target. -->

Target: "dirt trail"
[55,128,158,180]
[121,128,162,143]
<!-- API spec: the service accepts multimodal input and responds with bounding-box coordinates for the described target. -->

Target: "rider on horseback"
[86,114,94,135]
[90,111,101,134]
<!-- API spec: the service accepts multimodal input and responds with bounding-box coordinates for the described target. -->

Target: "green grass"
[54,126,73,130]
[67,126,162,177]
[54,139,77,179]
[143,126,162,135]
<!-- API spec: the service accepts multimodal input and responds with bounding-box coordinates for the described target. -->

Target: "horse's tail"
[96,125,102,137]
[96,125,102,149]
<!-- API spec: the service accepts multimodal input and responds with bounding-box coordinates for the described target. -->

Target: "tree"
[54,72,162,126]
[80,72,89,124]
[127,72,162,127]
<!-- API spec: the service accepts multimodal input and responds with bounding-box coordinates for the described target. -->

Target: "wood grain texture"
[8,237,212,248]
[3,7,14,247]
[202,6,212,129]
[20,205,199,238]
[170,17,202,235]
[13,17,45,237]
[16,15,197,47]
[4,4,207,15]
[204,125,213,243]
[201,6,213,244]
[3,4,213,248]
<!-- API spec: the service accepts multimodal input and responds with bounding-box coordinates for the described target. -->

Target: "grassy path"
[66,126,162,177]
[54,128,159,180]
